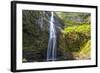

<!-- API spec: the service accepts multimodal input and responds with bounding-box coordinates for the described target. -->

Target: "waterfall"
[47,12,57,61]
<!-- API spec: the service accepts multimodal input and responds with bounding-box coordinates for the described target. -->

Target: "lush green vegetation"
[22,10,91,62]
[57,12,91,60]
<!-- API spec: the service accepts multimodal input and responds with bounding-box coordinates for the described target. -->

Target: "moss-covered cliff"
[22,10,91,62]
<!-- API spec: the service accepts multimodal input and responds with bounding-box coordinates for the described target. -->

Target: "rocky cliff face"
[22,10,63,62]
[23,10,50,62]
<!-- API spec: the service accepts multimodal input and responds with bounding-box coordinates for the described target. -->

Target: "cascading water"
[47,12,57,61]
